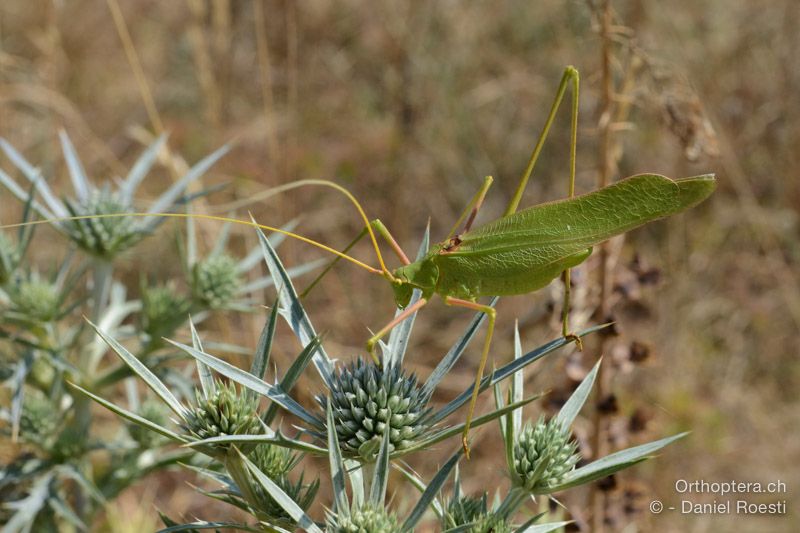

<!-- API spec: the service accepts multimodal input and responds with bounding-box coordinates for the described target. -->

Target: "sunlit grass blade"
[89,320,189,420]
[404,395,540,456]
[190,318,214,399]
[145,144,231,229]
[544,433,689,493]
[554,359,601,432]
[262,335,322,425]
[255,221,334,386]
[401,447,463,531]
[69,382,189,443]
[234,447,324,533]
[327,403,350,517]
[165,338,323,429]
[121,133,168,200]
[58,131,91,201]
[427,324,606,426]
[420,297,497,400]
[516,520,573,532]
[183,433,327,456]
[368,424,392,506]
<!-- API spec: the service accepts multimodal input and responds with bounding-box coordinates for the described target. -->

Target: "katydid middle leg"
[504,65,583,349]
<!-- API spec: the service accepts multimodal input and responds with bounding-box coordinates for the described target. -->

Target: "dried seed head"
[190,254,241,309]
[183,381,262,446]
[514,416,580,492]
[64,190,146,259]
[319,358,430,459]
[329,503,400,533]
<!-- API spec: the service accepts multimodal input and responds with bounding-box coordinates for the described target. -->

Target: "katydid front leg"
[366,297,429,365]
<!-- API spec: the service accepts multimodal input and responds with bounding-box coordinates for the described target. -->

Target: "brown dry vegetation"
[1,1,798,532]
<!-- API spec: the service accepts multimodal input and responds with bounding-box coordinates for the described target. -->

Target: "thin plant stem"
[591,1,615,531]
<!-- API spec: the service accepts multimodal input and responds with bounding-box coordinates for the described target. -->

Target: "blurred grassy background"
[1,1,798,531]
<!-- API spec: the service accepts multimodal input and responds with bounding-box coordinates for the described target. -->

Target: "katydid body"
[390,173,715,307]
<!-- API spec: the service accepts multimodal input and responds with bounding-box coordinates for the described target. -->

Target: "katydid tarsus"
[0,67,715,458]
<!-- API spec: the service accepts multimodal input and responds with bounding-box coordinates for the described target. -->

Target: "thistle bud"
[140,283,191,339]
[319,359,430,459]
[183,380,262,446]
[513,416,580,492]
[329,503,400,533]
[10,278,61,322]
[63,190,146,259]
[190,254,241,309]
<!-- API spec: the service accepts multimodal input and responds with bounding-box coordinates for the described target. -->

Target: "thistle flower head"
[9,276,61,322]
[128,400,168,448]
[19,388,61,448]
[247,444,318,526]
[63,189,146,259]
[444,493,513,533]
[140,282,191,339]
[183,380,262,445]
[513,416,580,492]
[327,503,401,533]
[319,358,431,459]
[190,253,241,309]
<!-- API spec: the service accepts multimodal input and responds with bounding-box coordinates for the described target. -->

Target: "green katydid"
[0,66,715,458]
[220,66,715,456]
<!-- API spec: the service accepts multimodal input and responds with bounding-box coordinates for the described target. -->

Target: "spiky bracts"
[190,254,241,309]
[140,283,191,339]
[63,190,146,259]
[8,277,61,322]
[247,444,319,526]
[444,493,513,533]
[514,416,580,492]
[327,503,401,533]
[183,381,262,445]
[320,358,431,458]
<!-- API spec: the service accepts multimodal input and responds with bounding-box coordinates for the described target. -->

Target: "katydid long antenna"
[0,212,385,277]
[209,178,397,280]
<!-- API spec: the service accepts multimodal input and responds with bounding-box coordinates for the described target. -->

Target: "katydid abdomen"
[427,173,715,302]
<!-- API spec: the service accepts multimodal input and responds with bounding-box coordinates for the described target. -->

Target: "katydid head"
[390,257,438,308]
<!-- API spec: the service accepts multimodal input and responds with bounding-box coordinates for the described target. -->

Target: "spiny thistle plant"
[67,225,685,531]
[0,134,322,531]
[0,133,228,262]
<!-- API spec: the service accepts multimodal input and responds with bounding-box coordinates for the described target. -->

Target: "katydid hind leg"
[502,66,582,346]
[447,175,494,239]
[444,296,497,459]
